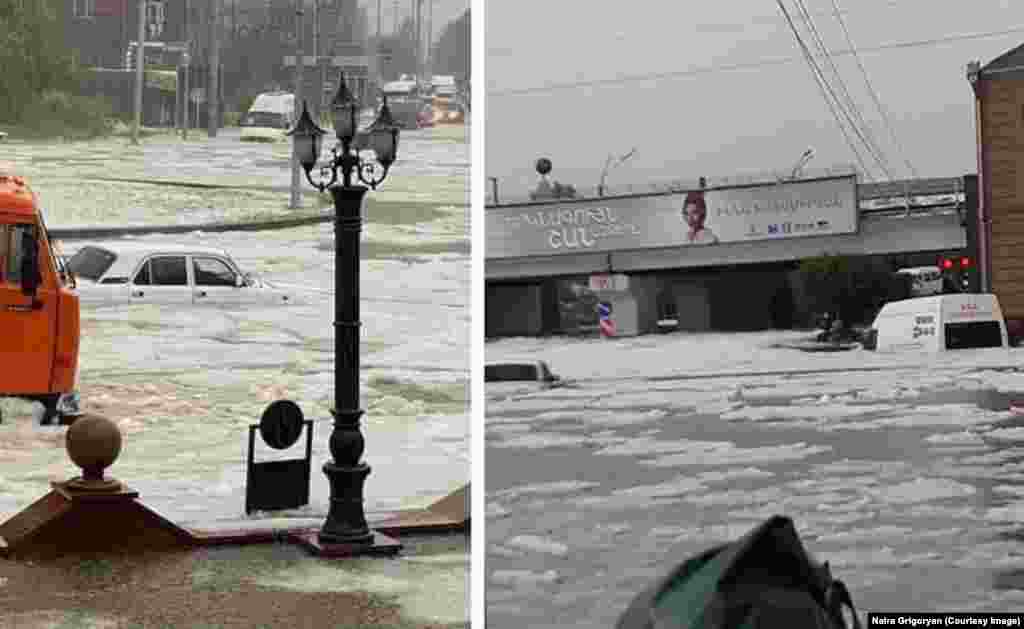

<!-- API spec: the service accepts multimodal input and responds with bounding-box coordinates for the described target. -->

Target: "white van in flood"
[864,293,1009,352]
[240,92,295,142]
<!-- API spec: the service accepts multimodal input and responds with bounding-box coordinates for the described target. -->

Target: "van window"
[68,246,117,281]
[945,321,1003,350]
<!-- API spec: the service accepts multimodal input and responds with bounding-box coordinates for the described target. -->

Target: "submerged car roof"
[77,242,234,277]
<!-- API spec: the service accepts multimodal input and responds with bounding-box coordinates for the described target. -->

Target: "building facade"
[485,175,975,338]
[969,42,1024,328]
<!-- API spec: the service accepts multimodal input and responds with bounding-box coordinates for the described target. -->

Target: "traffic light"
[960,256,972,292]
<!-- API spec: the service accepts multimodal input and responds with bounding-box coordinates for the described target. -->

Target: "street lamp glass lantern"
[369,97,399,166]
[286,101,326,173]
[331,73,358,143]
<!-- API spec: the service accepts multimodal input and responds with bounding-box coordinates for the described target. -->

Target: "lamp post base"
[302,462,402,557]
[319,461,374,545]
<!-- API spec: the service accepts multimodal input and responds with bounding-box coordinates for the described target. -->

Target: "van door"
[0,222,56,394]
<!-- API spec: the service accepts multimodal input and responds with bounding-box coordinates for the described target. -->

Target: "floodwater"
[0,125,470,529]
[486,332,1024,627]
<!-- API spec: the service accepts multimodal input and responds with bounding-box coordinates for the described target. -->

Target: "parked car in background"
[896,266,944,297]
[66,242,297,308]
[485,360,565,399]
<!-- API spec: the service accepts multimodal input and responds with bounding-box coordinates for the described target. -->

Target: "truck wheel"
[40,395,60,426]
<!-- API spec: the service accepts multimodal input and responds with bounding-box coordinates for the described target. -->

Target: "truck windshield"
[67,246,116,280]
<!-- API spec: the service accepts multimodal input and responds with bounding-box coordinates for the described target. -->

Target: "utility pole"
[132,0,146,145]
[313,0,320,119]
[182,0,190,140]
[208,0,220,137]
[289,0,304,209]
[427,0,433,79]
[376,0,381,87]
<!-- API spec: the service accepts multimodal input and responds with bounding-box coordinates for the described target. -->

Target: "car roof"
[77,242,233,278]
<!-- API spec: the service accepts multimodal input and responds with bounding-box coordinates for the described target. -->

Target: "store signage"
[485,175,858,259]
[589,273,630,292]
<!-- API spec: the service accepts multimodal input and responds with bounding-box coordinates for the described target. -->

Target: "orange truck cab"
[0,173,80,425]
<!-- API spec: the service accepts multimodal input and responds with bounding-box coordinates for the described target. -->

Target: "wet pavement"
[485,338,1024,628]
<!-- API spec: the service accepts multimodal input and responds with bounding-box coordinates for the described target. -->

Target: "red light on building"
[961,257,971,268]
[942,258,954,270]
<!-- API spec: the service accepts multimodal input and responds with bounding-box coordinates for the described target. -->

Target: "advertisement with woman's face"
[681,190,719,245]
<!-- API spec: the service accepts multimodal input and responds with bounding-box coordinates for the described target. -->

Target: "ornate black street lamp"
[287,72,400,554]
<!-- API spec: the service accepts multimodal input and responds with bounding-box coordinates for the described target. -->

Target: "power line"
[777,0,873,181]
[830,0,919,178]
[488,25,1024,96]
[791,0,893,180]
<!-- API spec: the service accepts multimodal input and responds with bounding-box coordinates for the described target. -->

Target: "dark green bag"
[616,516,862,629]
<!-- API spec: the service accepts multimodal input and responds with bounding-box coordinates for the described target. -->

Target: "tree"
[798,254,912,341]
[0,0,79,123]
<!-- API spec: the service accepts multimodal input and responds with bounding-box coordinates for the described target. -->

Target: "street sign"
[598,302,616,337]
[245,400,313,515]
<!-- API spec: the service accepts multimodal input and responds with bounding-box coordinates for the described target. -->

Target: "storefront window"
[556,277,599,335]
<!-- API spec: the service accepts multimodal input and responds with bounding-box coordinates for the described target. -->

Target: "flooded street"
[0,125,470,527]
[486,333,1024,627]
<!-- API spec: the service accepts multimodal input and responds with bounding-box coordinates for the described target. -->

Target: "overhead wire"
[791,0,894,181]
[488,26,1024,96]
[776,0,873,180]
[829,0,919,178]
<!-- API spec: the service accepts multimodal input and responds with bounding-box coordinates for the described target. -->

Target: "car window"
[149,256,188,286]
[67,246,117,281]
[133,261,151,285]
[193,256,237,286]
[485,364,539,382]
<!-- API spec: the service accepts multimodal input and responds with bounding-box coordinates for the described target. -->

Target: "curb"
[49,213,335,241]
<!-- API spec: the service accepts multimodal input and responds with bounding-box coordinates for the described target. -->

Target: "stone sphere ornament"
[65,413,123,492]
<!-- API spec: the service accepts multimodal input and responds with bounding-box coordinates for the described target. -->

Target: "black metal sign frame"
[244,419,314,515]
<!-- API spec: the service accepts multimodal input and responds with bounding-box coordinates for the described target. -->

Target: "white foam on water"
[697,467,774,483]
[984,427,1024,442]
[983,501,1024,523]
[493,480,604,502]
[721,403,903,423]
[866,477,977,505]
[595,436,736,457]
[924,430,988,446]
[488,431,624,450]
[489,569,562,587]
[643,442,833,467]
[504,535,570,557]
[611,477,706,499]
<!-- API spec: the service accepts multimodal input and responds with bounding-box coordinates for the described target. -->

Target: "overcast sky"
[359,0,466,39]
[485,0,1024,199]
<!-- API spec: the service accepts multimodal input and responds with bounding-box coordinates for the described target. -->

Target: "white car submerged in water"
[65,242,298,308]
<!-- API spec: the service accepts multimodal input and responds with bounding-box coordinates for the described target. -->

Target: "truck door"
[0,223,57,395]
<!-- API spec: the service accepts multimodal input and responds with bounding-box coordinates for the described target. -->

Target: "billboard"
[486,175,858,259]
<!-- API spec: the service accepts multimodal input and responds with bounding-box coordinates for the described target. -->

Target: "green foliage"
[19,90,115,140]
[799,254,910,328]
[0,0,80,124]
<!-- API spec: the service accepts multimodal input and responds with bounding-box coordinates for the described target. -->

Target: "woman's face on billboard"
[684,202,706,229]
